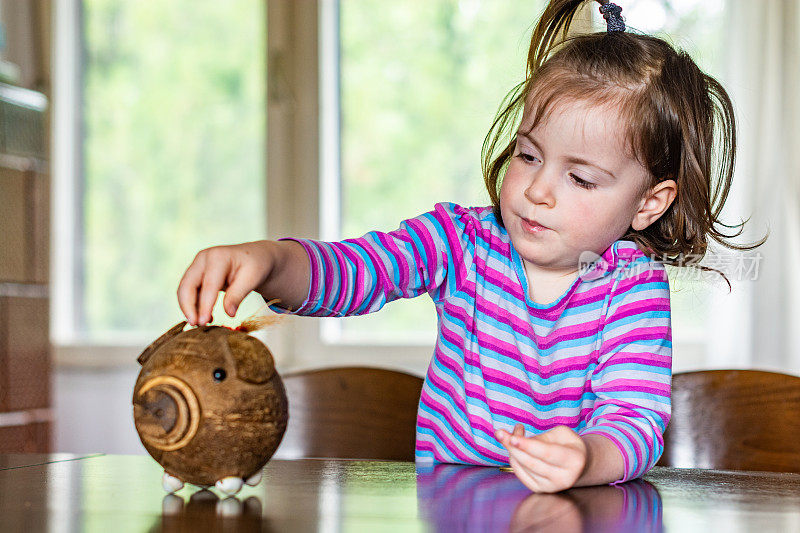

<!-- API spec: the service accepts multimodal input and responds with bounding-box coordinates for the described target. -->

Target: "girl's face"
[500,99,652,279]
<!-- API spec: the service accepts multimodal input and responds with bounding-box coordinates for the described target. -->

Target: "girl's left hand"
[495,424,588,493]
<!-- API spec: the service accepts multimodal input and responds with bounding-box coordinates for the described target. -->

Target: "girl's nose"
[524,171,556,207]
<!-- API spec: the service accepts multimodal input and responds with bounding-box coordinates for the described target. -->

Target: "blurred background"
[0,0,797,457]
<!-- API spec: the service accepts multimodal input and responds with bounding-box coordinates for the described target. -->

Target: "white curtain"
[710,0,800,372]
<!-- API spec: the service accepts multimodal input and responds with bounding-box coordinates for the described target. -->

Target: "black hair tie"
[599,2,625,33]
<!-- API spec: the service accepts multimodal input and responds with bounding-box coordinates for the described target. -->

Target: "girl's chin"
[516,248,583,275]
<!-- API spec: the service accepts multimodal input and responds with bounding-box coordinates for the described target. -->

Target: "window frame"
[264,0,435,375]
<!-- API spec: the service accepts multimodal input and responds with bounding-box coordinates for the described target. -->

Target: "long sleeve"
[578,261,672,482]
[277,202,474,317]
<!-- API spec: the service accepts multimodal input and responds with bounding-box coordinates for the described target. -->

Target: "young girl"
[177,0,761,492]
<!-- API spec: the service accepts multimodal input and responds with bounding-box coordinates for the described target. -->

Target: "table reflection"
[416,464,663,532]
[150,491,268,532]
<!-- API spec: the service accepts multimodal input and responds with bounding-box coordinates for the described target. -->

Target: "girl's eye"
[570,174,597,190]
[516,152,539,164]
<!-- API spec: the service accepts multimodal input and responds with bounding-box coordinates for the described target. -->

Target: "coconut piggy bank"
[132,321,288,495]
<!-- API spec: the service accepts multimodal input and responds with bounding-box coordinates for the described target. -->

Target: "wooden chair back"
[273,366,424,461]
[658,369,800,472]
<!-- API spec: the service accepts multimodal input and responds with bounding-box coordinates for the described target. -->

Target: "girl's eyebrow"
[516,131,617,180]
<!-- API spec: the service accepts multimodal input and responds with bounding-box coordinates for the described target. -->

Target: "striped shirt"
[279,203,672,482]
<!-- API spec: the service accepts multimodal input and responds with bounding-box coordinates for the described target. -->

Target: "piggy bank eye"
[212,368,227,382]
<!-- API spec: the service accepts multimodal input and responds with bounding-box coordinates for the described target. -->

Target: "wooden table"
[2,454,800,532]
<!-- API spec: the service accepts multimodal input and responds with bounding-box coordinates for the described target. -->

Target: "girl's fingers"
[177,254,207,325]
[507,445,561,483]
[509,436,568,467]
[495,424,526,444]
[222,266,264,317]
[196,261,230,325]
[495,429,509,443]
[508,453,550,492]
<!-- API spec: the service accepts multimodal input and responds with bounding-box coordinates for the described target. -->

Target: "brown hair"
[481,0,766,280]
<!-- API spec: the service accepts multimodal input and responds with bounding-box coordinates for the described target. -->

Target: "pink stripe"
[604,352,672,368]
[614,274,667,296]
[568,284,615,308]
[406,218,439,291]
[297,241,323,308]
[338,245,367,312]
[484,398,593,428]
[433,329,467,382]
[472,374,598,405]
[470,329,598,377]
[600,385,670,400]
[603,327,671,354]
[424,371,496,438]
[326,245,350,312]
[416,415,475,463]
[364,234,399,299]
[319,246,338,311]
[482,230,513,258]
[599,379,671,396]
[614,422,648,478]
[478,260,525,300]
[595,411,653,474]
[381,228,414,275]
[433,204,467,271]
[377,231,413,293]
[418,393,509,462]
[444,297,537,347]
[476,362,595,393]
[591,422,643,480]
[609,301,670,324]
[535,318,606,349]
[582,429,630,480]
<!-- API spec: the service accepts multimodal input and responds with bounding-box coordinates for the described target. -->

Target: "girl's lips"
[521,217,550,233]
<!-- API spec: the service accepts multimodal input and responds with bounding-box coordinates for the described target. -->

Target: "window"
[53,0,267,347]
[55,0,746,374]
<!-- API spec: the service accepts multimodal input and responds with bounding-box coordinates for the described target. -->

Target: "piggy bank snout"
[134,375,200,452]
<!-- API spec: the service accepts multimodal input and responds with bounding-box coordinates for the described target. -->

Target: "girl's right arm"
[177,239,310,326]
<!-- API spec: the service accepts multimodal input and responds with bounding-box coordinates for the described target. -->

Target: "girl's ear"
[631,179,677,231]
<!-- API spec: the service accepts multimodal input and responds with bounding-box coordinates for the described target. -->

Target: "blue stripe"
[415,425,460,463]
[348,241,382,314]
[416,401,485,461]
[424,212,459,298]
[604,310,670,331]
[320,246,344,313]
[588,424,640,477]
[593,362,672,377]
[600,338,673,358]
[593,390,670,403]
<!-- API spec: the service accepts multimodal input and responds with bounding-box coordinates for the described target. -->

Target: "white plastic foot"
[215,476,244,496]
[245,470,262,486]
[162,472,184,493]
[162,493,184,515]
[217,496,242,517]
